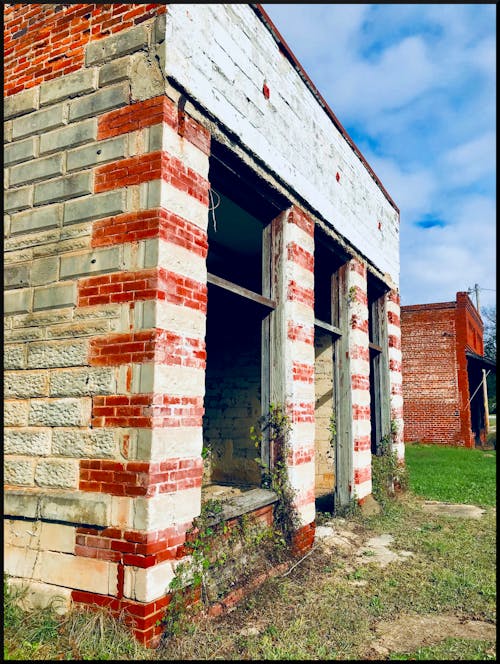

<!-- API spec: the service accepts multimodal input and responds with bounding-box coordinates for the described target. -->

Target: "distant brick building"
[4,4,403,646]
[401,292,494,447]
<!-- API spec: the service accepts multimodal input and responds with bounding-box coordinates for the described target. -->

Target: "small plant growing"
[371,420,408,507]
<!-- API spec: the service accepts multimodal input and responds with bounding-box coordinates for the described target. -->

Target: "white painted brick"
[34,459,79,489]
[4,399,30,426]
[295,501,316,528]
[289,422,315,447]
[33,282,77,311]
[287,460,315,494]
[351,389,371,406]
[387,322,401,337]
[4,428,52,456]
[133,487,201,531]
[353,450,372,470]
[4,370,49,399]
[5,457,36,486]
[355,479,372,501]
[40,68,98,106]
[286,222,314,255]
[289,340,315,365]
[4,288,33,314]
[161,121,210,178]
[124,560,176,602]
[153,365,205,397]
[40,118,97,155]
[286,263,314,291]
[52,427,116,458]
[137,427,203,462]
[156,238,207,282]
[156,301,207,337]
[28,397,91,427]
[49,367,116,397]
[27,339,89,369]
[59,247,122,279]
[159,180,209,230]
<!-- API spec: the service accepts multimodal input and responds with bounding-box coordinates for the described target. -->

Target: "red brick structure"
[401,292,492,447]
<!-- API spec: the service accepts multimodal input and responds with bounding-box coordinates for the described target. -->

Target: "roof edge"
[252,3,400,216]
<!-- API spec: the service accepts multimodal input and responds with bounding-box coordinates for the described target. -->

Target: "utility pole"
[467,284,481,316]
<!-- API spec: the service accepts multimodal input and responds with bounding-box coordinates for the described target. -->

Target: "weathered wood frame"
[369,291,391,454]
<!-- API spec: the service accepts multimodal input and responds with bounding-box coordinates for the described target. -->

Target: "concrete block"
[46,319,112,340]
[35,551,117,595]
[59,247,122,279]
[40,118,97,155]
[4,288,32,314]
[4,214,11,239]
[4,488,111,526]
[34,173,93,206]
[4,87,39,119]
[31,256,60,286]
[4,370,49,399]
[28,397,91,427]
[98,55,133,87]
[39,522,76,553]
[27,339,89,369]
[153,13,167,44]
[8,326,44,343]
[4,137,37,166]
[49,366,116,397]
[130,52,165,102]
[5,120,13,143]
[68,83,129,122]
[35,459,79,489]
[10,153,64,187]
[4,185,33,213]
[52,427,116,459]
[12,103,65,140]
[5,458,35,486]
[4,264,30,289]
[10,204,62,235]
[4,428,52,456]
[85,25,149,65]
[33,282,76,311]
[4,543,38,577]
[5,344,26,370]
[6,579,72,615]
[63,189,127,225]
[40,68,98,106]
[4,398,29,427]
[67,136,127,172]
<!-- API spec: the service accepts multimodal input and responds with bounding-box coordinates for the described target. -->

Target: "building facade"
[4,4,402,645]
[401,292,492,447]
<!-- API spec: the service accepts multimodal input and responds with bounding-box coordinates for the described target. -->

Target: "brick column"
[346,258,372,501]
[387,289,404,460]
[271,206,316,551]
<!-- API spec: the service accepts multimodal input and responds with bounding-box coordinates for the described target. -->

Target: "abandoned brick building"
[4,4,403,645]
[401,292,494,447]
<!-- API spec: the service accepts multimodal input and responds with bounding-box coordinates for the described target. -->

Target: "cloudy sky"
[262,3,496,312]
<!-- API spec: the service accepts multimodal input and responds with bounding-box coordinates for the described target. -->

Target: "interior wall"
[314,327,335,497]
[203,288,263,486]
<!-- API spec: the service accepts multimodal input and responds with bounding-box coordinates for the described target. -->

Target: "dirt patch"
[364,613,496,658]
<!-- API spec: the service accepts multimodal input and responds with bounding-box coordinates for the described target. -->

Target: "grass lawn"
[405,443,496,507]
[4,443,496,660]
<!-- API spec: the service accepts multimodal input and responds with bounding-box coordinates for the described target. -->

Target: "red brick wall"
[401,293,484,447]
[4,3,167,96]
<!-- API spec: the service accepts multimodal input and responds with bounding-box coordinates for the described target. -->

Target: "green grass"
[4,444,496,660]
[404,444,496,507]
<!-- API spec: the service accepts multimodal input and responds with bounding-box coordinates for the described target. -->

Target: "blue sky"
[262,3,496,312]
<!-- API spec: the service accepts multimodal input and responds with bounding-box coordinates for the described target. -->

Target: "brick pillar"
[270,206,316,551]
[346,258,372,501]
[387,289,404,460]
